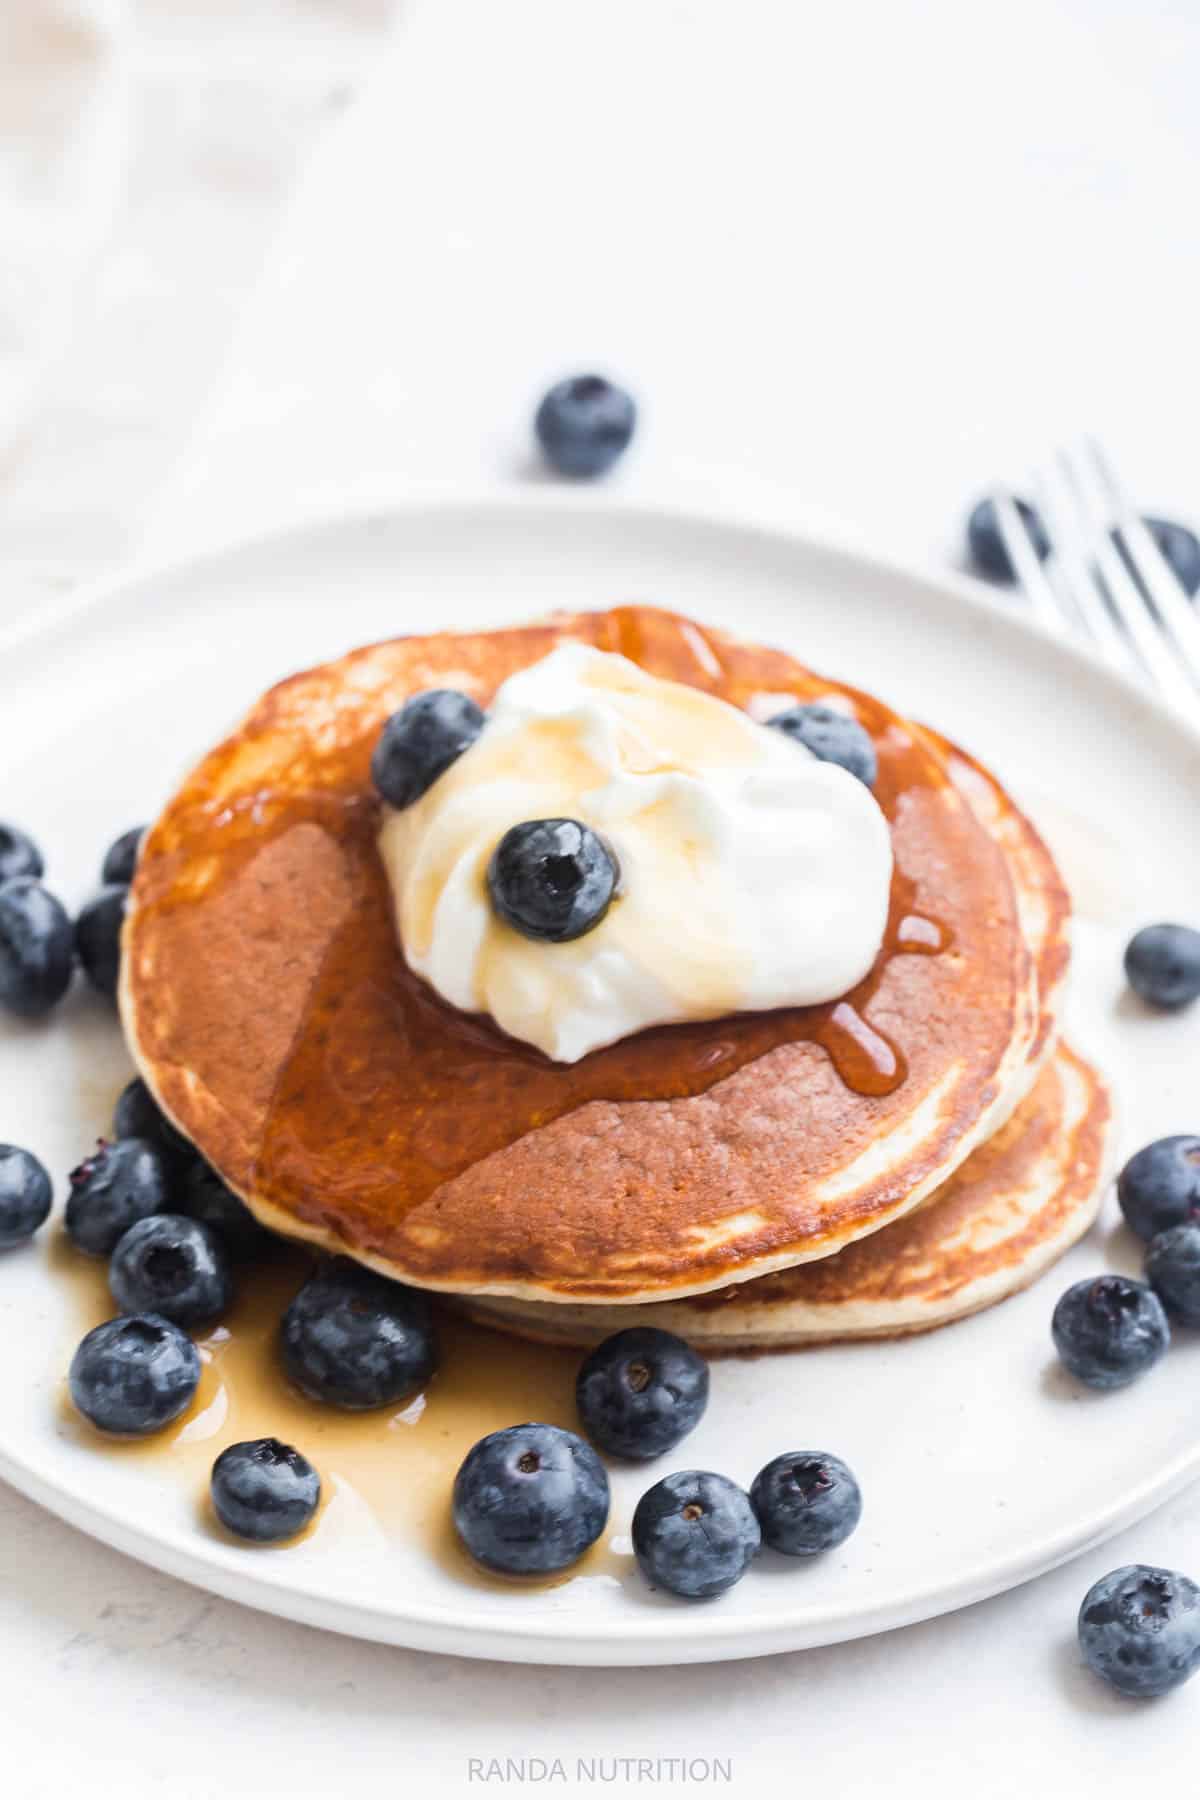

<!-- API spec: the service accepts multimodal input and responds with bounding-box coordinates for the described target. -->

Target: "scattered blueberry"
[750,1452,863,1556]
[280,1258,437,1409]
[1143,517,1200,599]
[1117,1136,1200,1242]
[0,823,44,884]
[211,1438,321,1543]
[1124,923,1200,1011]
[65,1137,168,1257]
[1051,1275,1170,1390]
[371,689,485,810]
[487,818,618,943]
[75,884,127,1000]
[112,1076,195,1174]
[110,1213,232,1327]
[0,879,74,1018]
[576,1327,709,1461]
[0,1145,52,1249]
[1079,1564,1200,1697]
[766,702,878,786]
[180,1159,271,1261]
[632,1470,761,1599]
[452,1422,610,1575]
[101,826,146,886]
[1145,1223,1200,1327]
[967,496,1051,581]
[68,1312,200,1435]
[535,375,636,479]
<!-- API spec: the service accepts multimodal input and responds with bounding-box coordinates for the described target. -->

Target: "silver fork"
[989,441,1200,714]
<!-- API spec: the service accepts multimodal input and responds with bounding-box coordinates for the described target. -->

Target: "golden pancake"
[120,606,1062,1302]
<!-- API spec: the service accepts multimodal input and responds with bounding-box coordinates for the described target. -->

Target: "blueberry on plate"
[1124,923,1200,1011]
[0,1144,52,1249]
[1117,1136,1200,1242]
[1051,1274,1170,1390]
[112,1076,195,1175]
[65,1137,168,1257]
[452,1422,610,1575]
[110,1213,232,1327]
[0,879,74,1018]
[766,702,878,787]
[101,825,146,886]
[632,1470,761,1599]
[487,818,618,943]
[75,883,127,999]
[535,375,636,479]
[280,1258,437,1409]
[0,823,44,884]
[180,1159,271,1261]
[576,1328,708,1461]
[68,1312,200,1435]
[750,1451,863,1556]
[966,496,1052,581]
[1079,1564,1200,1697]
[371,689,485,810]
[211,1438,321,1543]
[1145,1222,1200,1327]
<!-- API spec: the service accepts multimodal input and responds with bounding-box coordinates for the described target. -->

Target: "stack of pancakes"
[121,607,1113,1351]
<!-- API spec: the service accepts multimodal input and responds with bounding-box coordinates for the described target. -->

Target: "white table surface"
[8,3,1200,1794]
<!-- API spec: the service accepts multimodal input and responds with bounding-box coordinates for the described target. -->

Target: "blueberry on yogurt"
[487,818,618,943]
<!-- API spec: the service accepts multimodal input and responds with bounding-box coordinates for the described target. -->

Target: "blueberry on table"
[0,823,44,884]
[1079,1564,1200,1697]
[0,1145,52,1249]
[966,496,1051,582]
[75,883,128,1000]
[576,1328,709,1461]
[101,826,146,886]
[1118,1136,1200,1242]
[487,818,618,943]
[68,1312,200,1435]
[180,1159,271,1261]
[112,1076,195,1175]
[452,1423,610,1576]
[65,1137,168,1257]
[1124,923,1200,1011]
[211,1438,321,1543]
[0,879,74,1018]
[110,1213,232,1327]
[766,702,878,786]
[535,375,636,479]
[371,689,485,810]
[280,1258,437,1409]
[1145,1222,1200,1326]
[750,1452,863,1556]
[632,1469,760,1599]
[1051,1275,1169,1390]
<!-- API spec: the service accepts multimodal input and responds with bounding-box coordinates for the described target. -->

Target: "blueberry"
[101,826,146,886]
[966,496,1051,582]
[750,1451,863,1556]
[0,879,74,1018]
[75,884,127,999]
[1051,1275,1170,1389]
[280,1258,437,1409]
[112,1076,195,1174]
[1079,1564,1200,1697]
[371,689,485,810]
[0,824,44,884]
[576,1328,708,1461]
[487,818,618,943]
[211,1438,321,1543]
[766,703,878,786]
[535,375,636,479]
[0,1145,52,1249]
[65,1137,168,1257]
[110,1213,232,1327]
[1124,923,1200,1011]
[452,1422,610,1575]
[180,1159,271,1261]
[1118,1136,1200,1242]
[1145,1223,1200,1327]
[632,1470,760,1599]
[1140,518,1200,598]
[68,1312,200,1435]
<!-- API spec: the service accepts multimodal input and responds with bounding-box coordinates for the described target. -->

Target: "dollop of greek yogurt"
[378,644,893,1063]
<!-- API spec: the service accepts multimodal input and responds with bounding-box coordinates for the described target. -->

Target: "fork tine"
[1084,438,1200,673]
[988,488,1067,634]
[1028,465,1134,671]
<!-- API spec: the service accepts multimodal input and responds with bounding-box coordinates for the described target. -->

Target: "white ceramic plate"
[3,495,1200,1667]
